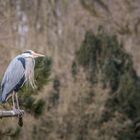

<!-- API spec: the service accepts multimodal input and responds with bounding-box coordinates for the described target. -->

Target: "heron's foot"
[18,109,24,116]
[13,108,18,113]
[13,109,24,116]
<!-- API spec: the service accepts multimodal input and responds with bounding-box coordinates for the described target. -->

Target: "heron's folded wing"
[1,56,25,100]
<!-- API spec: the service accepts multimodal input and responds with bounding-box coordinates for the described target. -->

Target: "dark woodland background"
[0,0,140,140]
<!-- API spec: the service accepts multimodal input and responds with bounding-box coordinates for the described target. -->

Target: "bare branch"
[0,110,24,118]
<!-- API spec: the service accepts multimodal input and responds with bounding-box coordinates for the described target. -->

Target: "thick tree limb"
[0,110,24,118]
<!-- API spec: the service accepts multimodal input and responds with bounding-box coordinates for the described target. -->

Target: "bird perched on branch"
[0,50,44,113]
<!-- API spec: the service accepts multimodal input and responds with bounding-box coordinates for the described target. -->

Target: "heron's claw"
[13,109,24,116]
[19,110,24,116]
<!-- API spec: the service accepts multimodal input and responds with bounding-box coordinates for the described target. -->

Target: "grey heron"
[0,50,44,113]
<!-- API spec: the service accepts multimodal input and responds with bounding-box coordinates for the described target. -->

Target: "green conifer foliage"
[74,28,140,139]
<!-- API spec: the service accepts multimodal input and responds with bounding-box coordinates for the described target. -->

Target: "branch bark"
[0,110,24,118]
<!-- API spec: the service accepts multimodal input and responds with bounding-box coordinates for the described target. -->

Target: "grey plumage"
[1,55,25,102]
[0,50,44,112]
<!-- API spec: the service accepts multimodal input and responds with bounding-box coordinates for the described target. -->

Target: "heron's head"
[22,50,45,58]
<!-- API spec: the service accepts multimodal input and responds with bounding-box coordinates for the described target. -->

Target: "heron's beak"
[33,52,45,58]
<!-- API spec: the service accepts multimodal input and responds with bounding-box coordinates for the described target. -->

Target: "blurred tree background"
[0,0,140,140]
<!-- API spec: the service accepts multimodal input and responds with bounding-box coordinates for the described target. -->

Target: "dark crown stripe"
[23,51,31,54]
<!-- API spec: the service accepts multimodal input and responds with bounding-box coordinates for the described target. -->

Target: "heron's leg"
[12,92,16,110]
[15,93,23,118]
[15,92,20,110]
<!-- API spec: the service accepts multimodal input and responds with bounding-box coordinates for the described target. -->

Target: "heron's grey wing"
[1,56,25,102]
